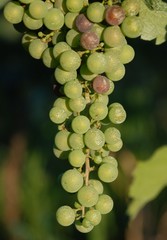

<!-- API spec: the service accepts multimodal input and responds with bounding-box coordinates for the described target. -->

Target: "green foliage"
[127,145,167,219]
[139,0,167,44]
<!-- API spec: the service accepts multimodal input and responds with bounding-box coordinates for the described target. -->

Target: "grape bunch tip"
[3,0,141,233]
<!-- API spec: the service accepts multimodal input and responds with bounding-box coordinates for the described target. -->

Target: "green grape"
[75,220,94,233]
[104,50,121,73]
[29,0,48,19]
[104,127,121,144]
[86,2,105,23]
[103,25,127,48]
[105,62,125,81]
[59,50,81,71]
[68,133,85,149]
[82,218,93,228]
[43,8,64,30]
[89,102,108,121]
[88,179,103,194]
[85,209,102,226]
[118,44,135,64]
[84,128,105,150]
[61,168,83,193]
[21,32,37,50]
[93,155,103,164]
[68,96,86,112]
[56,205,75,226]
[95,194,114,214]
[52,31,65,45]
[28,38,48,59]
[49,106,67,124]
[121,0,140,16]
[98,163,118,183]
[53,41,71,59]
[54,66,77,85]
[42,47,58,68]
[53,148,70,160]
[45,1,53,10]
[23,11,43,30]
[107,138,123,152]
[66,28,81,48]
[102,156,118,167]
[68,149,86,167]
[64,12,79,29]
[77,185,99,207]
[71,115,90,134]
[4,1,24,24]
[121,16,143,38]
[54,130,71,151]
[87,52,107,74]
[93,94,109,105]
[54,0,68,14]
[53,97,72,117]
[91,23,105,40]
[108,102,126,124]
[66,0,83,13]
[63,80,82,99]
[80,64,97,81]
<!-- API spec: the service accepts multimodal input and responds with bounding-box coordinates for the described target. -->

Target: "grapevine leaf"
[139,0,167,44]
[127,146,167,219]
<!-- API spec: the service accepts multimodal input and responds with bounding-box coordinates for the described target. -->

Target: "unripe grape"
[89,102,108,121]
[60,50,81,71]
[68,149,86,167]
[85,209,102,226]
[86,2,105,23]
[66,0,84,13]
[84,128,105,151]
[61,169,84,193]
[68,133,85,149]
[121,16,143,38]
[108,102,126,124]
[4,1,24,24]
[95,194,114,214]
[64,80,82,99]
[54,130,70,151]
[29,0,48,19]
[98,163,118,183]
[75,220,94,233]
[89,179,104,194]
[122,0,140,16]
[49,106,67,124]
[71,115,90,134]
[43,8,64,30]
[56,205,75,226]
[77,185,99,207]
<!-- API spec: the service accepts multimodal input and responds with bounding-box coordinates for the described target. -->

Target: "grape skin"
[56,205,75,226]
[98,163,118,183]
[75,13,93,32]
[105,5,125,26]
[92,75,110,94]
[4,1,24,24]
[61,168,84,193]
[95,194,114,214]
[80,31,100,50]
[77,185,99,207]
[29,0,48,19]
[84,128,105,151]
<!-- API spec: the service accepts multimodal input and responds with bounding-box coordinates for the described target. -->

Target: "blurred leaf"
[127,145,167,219]
[139,0,167,44]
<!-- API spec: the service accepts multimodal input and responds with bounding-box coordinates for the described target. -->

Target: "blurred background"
[0,4,167,240]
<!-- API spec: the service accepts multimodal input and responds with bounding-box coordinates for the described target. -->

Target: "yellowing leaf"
[127,146,167,219]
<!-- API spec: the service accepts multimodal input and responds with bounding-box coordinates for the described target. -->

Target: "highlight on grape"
[3,0,142,233]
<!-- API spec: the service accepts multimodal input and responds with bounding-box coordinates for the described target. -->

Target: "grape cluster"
[3,0,142,233]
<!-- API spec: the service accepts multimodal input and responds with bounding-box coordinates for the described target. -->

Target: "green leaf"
[139,0,167,44]
[127,145,167,219]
